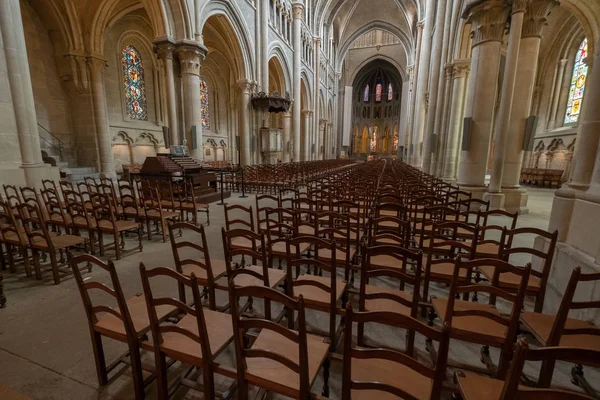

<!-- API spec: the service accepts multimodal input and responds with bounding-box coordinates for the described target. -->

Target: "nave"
[0,160,598,400]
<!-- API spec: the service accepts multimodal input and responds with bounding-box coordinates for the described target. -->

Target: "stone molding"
[176,41,208,76]
[292,2,304,19]
[153,37,177,60]
[302,110,314,116]
[465,1,510,47]
[237,79,254,94]
[87,57,107,75]
[522,0,560,38]
[452,59,471,79]
[511,0,530,14]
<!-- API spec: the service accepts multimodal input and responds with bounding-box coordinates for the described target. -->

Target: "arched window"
[387,83,393,101]
[200,77,210,130]
[122,45,147,121]
[565,38,589,125]
[364,85,370,102]
[375,83,383,102]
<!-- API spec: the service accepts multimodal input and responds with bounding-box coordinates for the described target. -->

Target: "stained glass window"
[387,83,393,101]
[565,38,589,125]
[200,77,210,130]
[364,85,370,102]
[375,83,383,102]
[122,45,147,121]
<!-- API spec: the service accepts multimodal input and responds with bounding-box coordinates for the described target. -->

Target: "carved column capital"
[452,58,471,79]
[511,0,530,14]
[176,41,207,76]
[417,20,425,31]
[444,63,454,80]
[406,64,415,76]
[522,0,560,38]
[292,2,304,19]
[464,1,511,47]
[87,56,107,74]
[303,110,314,117]
[236,79,253,94]
[559,58,568,68]
[153,37,177,60]
[319,119,328,129]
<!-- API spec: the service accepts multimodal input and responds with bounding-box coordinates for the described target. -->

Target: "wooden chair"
[169,222,226,310]
[139,187,179,243]
[229,284,330,399]
[431,258,531,379]
[63,189,98,255]
[317,211,354,281]
[367,216,412,248]
[221,228,286,290]
[456,338,598,400]
[256,194,280,232]
[265,207,300,269]
[474,210,517,257]
[90,193,143,259]
[342,307,451,400]
[178,179,209,226]
[0,198,31,276]
[422,222,479,305]
[478,227,558,312]
[286,235,348,352]
[18,202,88,284]
[520,267,600,391]
[359,244,423,353]
[84,176,99,193]
[140,264,234,399]
[224,204,257,250]
[40,188,72,234]
[71,255,175,400]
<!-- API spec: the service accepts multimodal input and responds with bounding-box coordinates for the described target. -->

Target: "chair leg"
[114,232,121,260]
[32,250,42,280]
[321,357,330,397]
[129,343,146,400]
[21,246,31,277]
[161,220,167,243]
[6,244,15,273]
[154,351,169,399]
[202,363,215,400]
[49,252,60,285]
[91,331,109,386]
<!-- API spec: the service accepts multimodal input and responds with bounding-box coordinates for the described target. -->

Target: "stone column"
[457,1,510,191]
[292,2,303,162]
[413,0,435,167]
[314,38,321,160]
[327,122,334,158]
[0,0,60,186]
[409,23,424,163]
[443,60,470,181]
[282,111,292,162]
[177,41,207,160]
[404,64,415,156]
[155,39,179,146]
[548,59,568,130]
[502,0,559,213]
[260,0,269,92]
[435,64,455,175]
[485,0,528,208]
[303,110,313,160]
[319,119,327,160]
[422,0,447,173]
[88,57,116,178]
[571,49,600,189]
[237,80,252,166]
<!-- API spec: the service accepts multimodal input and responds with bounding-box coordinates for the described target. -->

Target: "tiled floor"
[0,187,596,399]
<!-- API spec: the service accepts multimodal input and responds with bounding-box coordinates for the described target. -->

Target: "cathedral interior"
[1,0,600,399]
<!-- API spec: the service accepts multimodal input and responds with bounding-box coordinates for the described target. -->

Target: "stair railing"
[37,123,64,158]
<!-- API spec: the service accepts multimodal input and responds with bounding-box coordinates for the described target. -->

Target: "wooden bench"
[520,168,564,188]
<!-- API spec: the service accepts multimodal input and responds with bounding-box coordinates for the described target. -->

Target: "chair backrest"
[224,204,255,232]
[361,244,423,317]
[90,192,119,228]
[0,198,25,245]
[446,258,531,378]
[3,184,22,208]
[139,264,213,367]
[228,283,312,399]
[84,177,99,193]
[255,194,280,230]
[71,254,136,340]
[17,202,53,250]
[138,186,164,218]
[169,222,213,300]
[498,338,597,399]
[221,227,269,281]
[342,307,450,400]
[64,189,94,229]
[425,221,479,261]
[477,209,518,229]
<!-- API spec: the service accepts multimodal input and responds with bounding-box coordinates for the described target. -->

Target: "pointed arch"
[268,45,292,94]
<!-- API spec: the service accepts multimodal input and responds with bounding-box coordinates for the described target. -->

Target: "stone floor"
[0,187,596,399]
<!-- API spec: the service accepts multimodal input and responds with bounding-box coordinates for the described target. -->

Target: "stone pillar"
[314,38,321,160]
[237,80,252,166]
[260,0,269,92]
[548,59,568,130]
[292,2,303,162]
[457,1,510,191]
[413,0,435,167]
[435,64,455,175]
[303,110,313,160]
[443,60,470,181]
[319,119,327,160]
[282,111,292,162]
[502,0,559,213]
[404,64,415,156]
[327,122,334,159]
[485,0,528,209]
[409,23,424,163]
[0,0,58,186]
[88,57,116,178]
[155,39,179,146]
[571,49,600,189]
[177,41,207,160]
[422,0,447,173]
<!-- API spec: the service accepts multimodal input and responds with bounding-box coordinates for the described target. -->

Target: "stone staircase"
[41,150,100,183]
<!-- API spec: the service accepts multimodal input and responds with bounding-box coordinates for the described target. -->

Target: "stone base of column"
[502,187,529,214]
[457,185,487,200]
[99,171,118,180]
[22,163,60,187]
[482,191,505,211]
[538,237,600,325]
